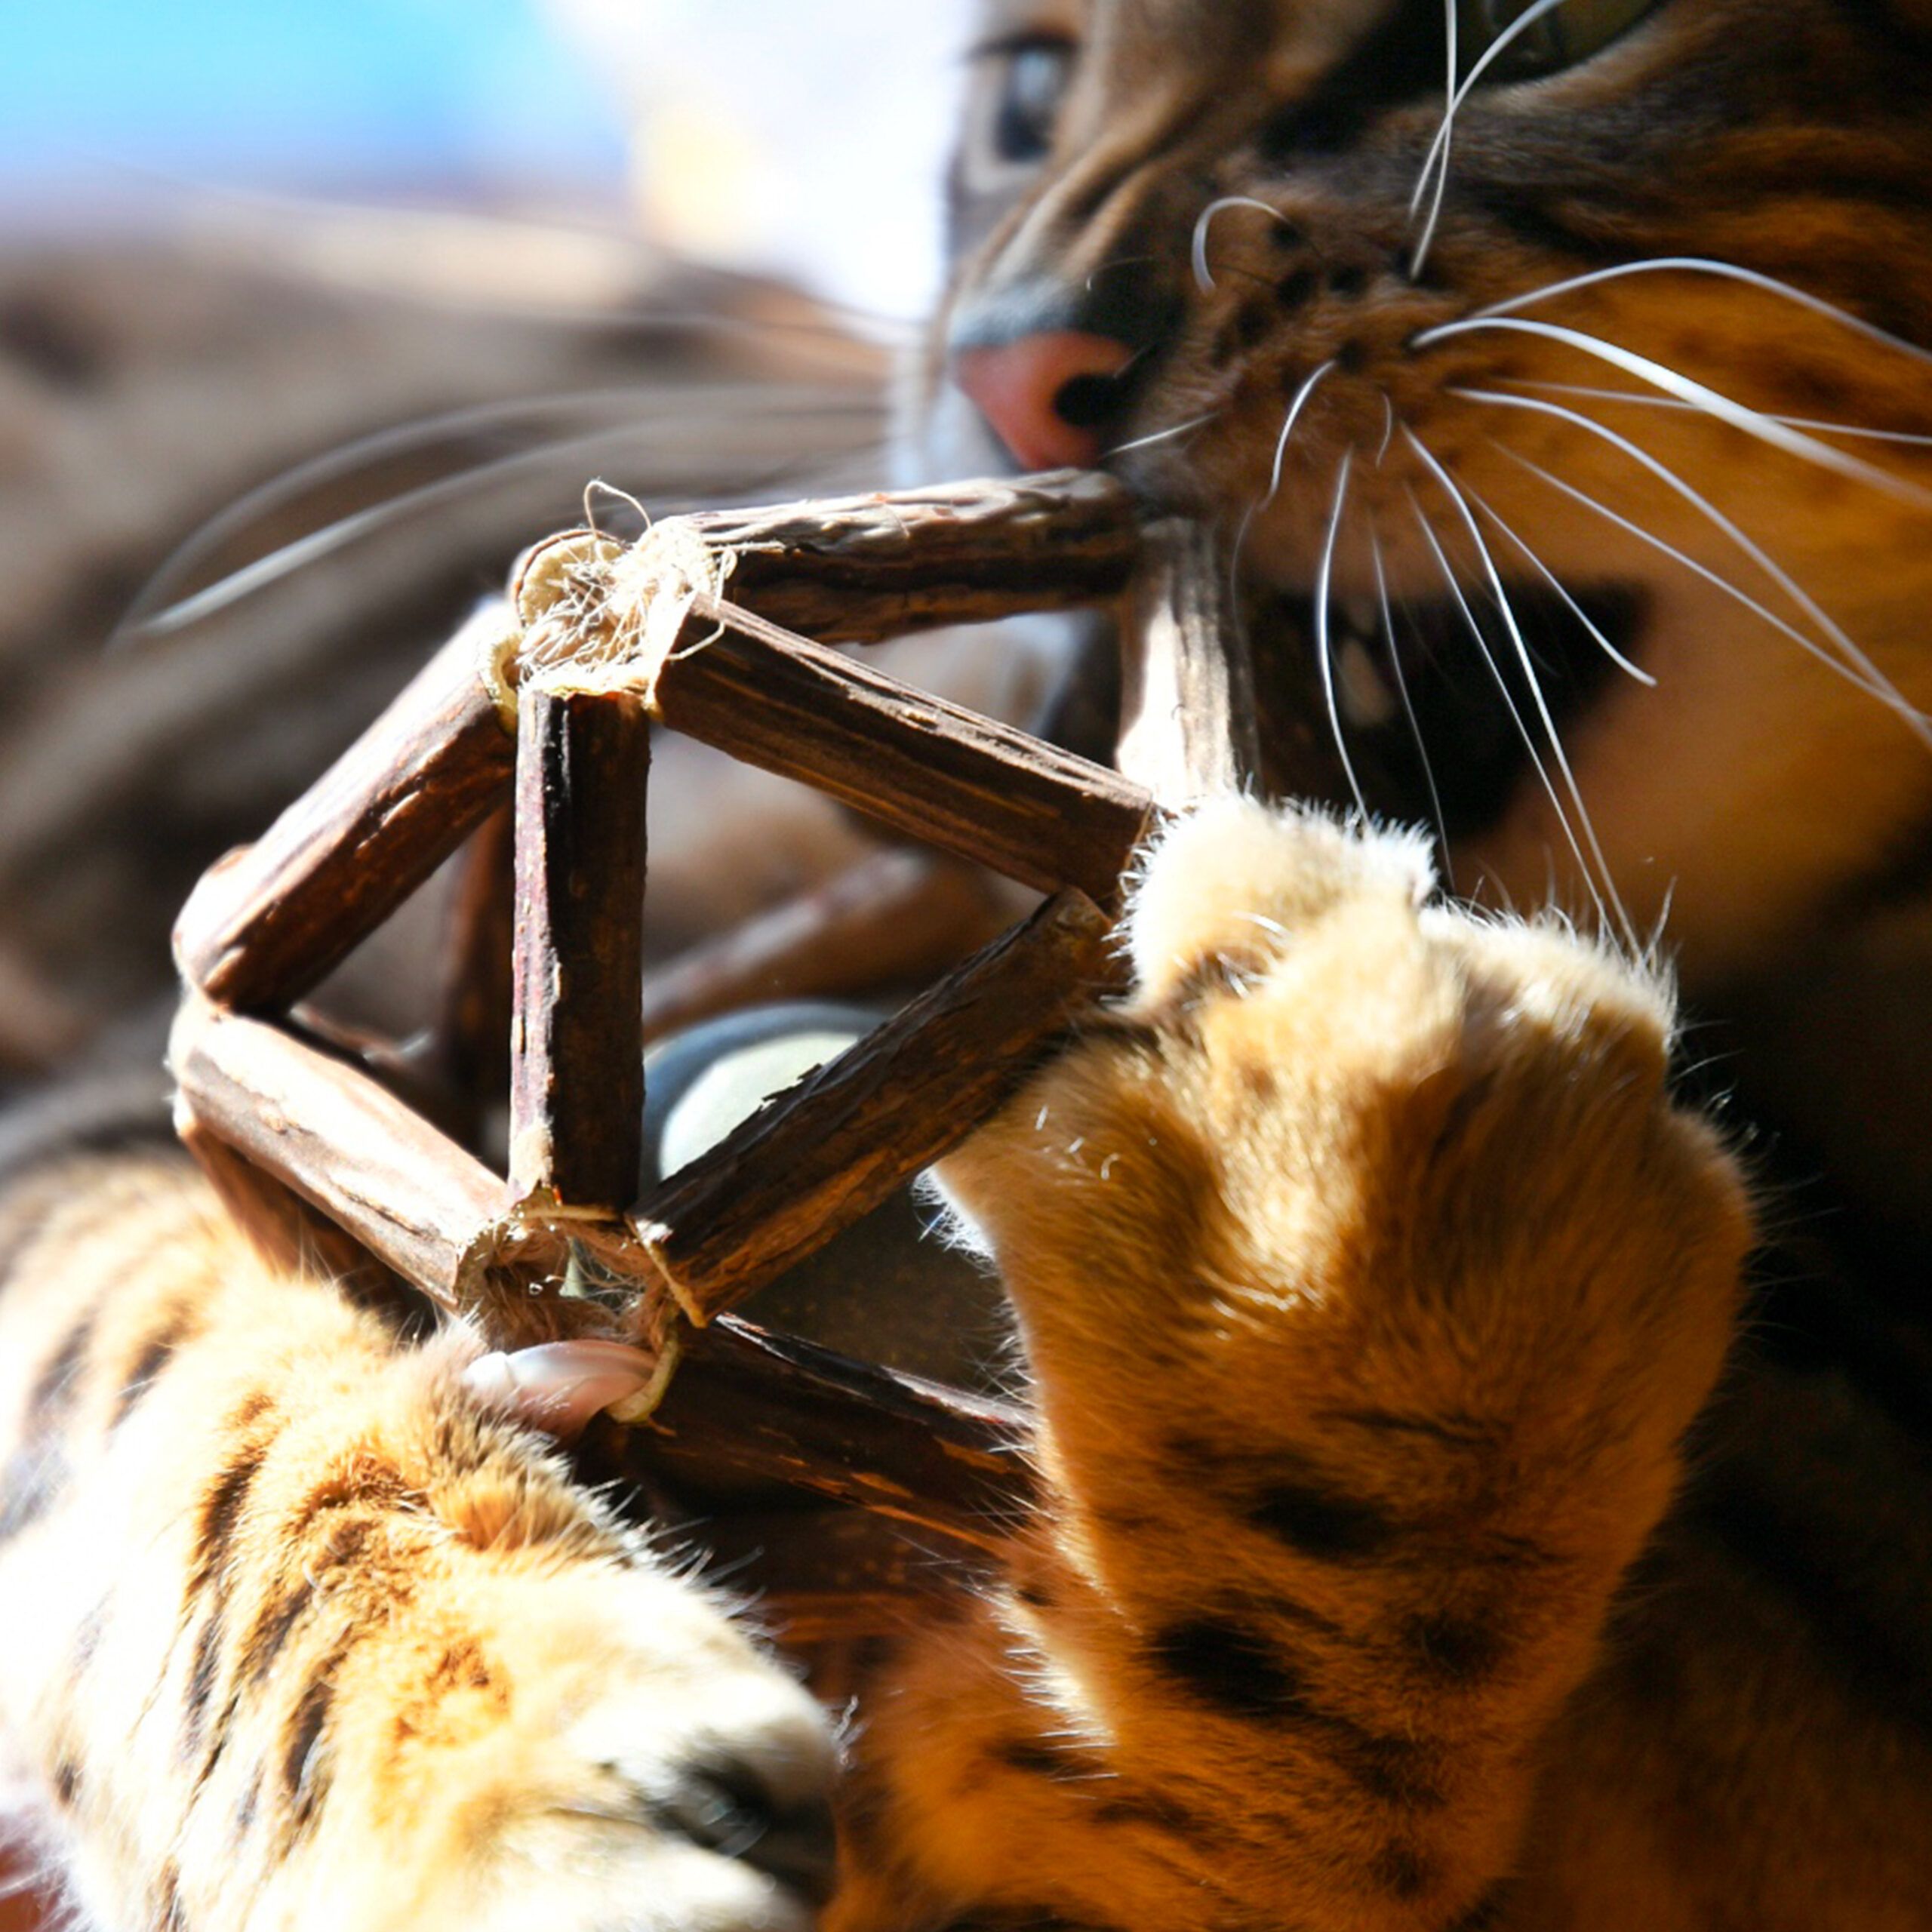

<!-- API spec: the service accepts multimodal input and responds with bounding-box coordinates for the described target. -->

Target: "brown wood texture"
[667,470,1140,643]
[686,1508,991,1644]
[635,888,1121,1324]
[178,1108,386,1288]
[174,609,515,1014]
[1116,515,1261,804]
[508,686,649,1210]
[646,593,1152,904]
[431,804,516,1124]
[638,848,1012,1044]
[171,994,501,1315]
[600,1315,1029,1549]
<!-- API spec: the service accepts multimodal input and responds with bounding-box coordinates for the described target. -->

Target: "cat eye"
[983,36,1076,165]
[1460,0,1660,78]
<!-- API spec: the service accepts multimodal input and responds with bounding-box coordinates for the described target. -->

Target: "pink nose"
[952,331,1135,472]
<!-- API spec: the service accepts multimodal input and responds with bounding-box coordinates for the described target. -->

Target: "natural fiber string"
[486,515,757,727]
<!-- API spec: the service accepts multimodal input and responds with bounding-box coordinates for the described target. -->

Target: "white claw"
[462,1340,660,1438]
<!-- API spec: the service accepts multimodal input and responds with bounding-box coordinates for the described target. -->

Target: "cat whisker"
[116,408,888,645]
[1406,0,1468,281]
[1106,408,1223,457]
[1464,255,1932,377]
[1316,449,1371,819]
[1192,197,1293,294]
[1454,385,1932,746]
[1451,472,1655,686]
[1232,357,1340,589]
[1414,315,1932,512]
[1481,433,1910,715]
[1367,506,1454,880]
[1266,359,1340,503]
[1404,432,1635,947]
[1494,377,1932,451]
[1407,0,1569,278]
[108,388,691,646]
[1404,480,1598,920]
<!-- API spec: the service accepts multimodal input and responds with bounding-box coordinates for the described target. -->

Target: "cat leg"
[835,798,1750,1932]
[0,1152,835,1932]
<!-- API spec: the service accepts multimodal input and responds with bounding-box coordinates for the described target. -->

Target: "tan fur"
[0,1155,832,1931]
[834,801,1755,1931]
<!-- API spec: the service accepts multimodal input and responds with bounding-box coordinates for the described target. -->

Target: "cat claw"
[462,1338,660,1438]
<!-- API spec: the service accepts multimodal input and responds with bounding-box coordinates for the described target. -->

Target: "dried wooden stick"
[176,607,515,1014]
[636,593,1152,905]
[429,804,516,1124]
[635,888,1121,1325]
[177,1106,396,1301]
[171,992,503,1315]
[1115,515,1261,804]
[177,476,1137,1021]
[638,848,1013,1044]
[678,1509,991,1644]
[171,993,669,1359]
[598,1315,1029,1549]
[667,470,1139,644]
[508,686,649,1211]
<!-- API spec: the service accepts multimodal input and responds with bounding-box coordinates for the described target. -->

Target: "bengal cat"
[5,0,1932,1927]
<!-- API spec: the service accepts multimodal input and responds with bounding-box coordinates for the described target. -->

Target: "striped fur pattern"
[886,0,1932,1923]
[2,799,1783,1927]
[0,1146,835,1930]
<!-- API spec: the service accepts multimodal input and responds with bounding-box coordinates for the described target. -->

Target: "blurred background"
[8,0,972,315]
[0,0,997,1106]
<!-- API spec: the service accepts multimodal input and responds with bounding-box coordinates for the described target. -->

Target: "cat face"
[918,0,1932,990]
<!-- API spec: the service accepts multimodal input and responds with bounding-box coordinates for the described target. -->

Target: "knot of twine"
[485,517,740,725]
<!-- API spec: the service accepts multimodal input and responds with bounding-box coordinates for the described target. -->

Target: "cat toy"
[167,472,1289,1638]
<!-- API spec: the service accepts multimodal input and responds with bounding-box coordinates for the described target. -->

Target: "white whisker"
[1494,377,1932,451]
[1466,255,1932,375]
[1408,0,1569,277]
[1405,430,1633,945]
[1406,481,1599,917]
[1316,450,1371,818]
[1453,472,1655,685]
[1376,391,1397,465]
[1107,409,1223,456]
[1415,314,1932,511]
[1192,196,1291,294]
[1454,385,1932,745]
[1367,508,1454,877]
[1267,359,1340,502]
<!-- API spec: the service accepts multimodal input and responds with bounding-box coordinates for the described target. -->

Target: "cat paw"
[285,1549,839,1932]
[939,796,1749,1447]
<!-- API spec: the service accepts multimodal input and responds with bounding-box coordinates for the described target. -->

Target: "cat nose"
[952,331,1136,471]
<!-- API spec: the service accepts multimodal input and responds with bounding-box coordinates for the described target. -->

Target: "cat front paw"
[939,796,1749,1476]
[268,1551,838,1932]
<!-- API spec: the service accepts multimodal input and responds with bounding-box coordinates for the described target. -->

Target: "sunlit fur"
[0,1154,833,1932]
[1,798,1780,1929]
[835,801,1763,1932]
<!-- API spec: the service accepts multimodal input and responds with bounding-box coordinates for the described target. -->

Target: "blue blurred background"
[3,0,629,206]
[0,0,970,315]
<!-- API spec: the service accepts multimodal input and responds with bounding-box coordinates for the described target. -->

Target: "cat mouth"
[1247,576,1647,843]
